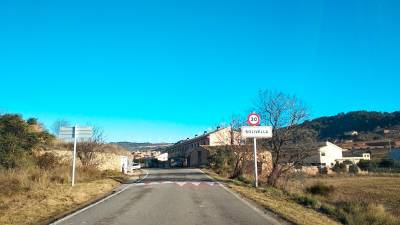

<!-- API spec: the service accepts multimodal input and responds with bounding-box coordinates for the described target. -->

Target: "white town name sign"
[241,126,273,139]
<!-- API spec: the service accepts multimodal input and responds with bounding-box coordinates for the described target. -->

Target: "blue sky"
[1,0,399,142]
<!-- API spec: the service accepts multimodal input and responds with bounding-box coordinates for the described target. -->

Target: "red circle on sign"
[247,113,261,126]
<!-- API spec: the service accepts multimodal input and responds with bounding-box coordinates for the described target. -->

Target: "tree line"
[302,111,400,140]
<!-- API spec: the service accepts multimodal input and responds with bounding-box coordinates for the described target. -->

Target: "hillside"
[110,142,172,151]
[302,111,400,140]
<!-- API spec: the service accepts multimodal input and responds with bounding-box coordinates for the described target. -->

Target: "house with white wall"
[303,142,371,168]
[303,142,343,167]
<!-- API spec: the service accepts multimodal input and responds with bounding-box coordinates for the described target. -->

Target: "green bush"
[358,159,377,171]
[319,203,338,219]
[0,114,54,169]
[209,148,236,177]
[306,182,335,197]
[237,175,251,184]
[333,162,347,173]
[26,118,38,125]
[349,164,359,174]
[379,159,394,168]
[295,195,319,209]
[343,160,354,165]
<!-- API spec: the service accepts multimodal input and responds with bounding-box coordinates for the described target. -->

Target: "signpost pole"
[243,112,272,188]
[253,137,258,188]
[72,125,78,187]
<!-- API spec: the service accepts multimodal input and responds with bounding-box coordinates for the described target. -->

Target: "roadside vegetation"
[0,166,120,225]
[205,164,400,225]
[358,159,400,173]
[0,114,127,225]
[203,169,340,225]
[288,175,400,222]
[206,90,400,225]
[207,150,400,225]
[208,149,400,225]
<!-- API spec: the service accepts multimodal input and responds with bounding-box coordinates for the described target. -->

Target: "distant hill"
[110,142,172,152]
[302,111,400,140]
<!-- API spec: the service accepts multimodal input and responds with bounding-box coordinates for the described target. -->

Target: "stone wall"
[41,150,133,172]
[243,151,273,179]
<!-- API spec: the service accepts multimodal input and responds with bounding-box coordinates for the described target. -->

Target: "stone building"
[164,127,240,167]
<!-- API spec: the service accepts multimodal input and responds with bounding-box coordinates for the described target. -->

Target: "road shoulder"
[46,170,146,225]
[201,169,341,225]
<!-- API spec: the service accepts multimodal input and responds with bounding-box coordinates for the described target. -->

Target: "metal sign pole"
[244,112,272,188]
[72,125,78,187]
[253,137,258,188]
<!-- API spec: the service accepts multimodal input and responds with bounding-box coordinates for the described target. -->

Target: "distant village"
[127,126,400,175]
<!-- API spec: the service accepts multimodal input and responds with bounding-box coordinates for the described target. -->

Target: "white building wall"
[209,128,233,146]
[156,153,168,162]
[319,142,343,167]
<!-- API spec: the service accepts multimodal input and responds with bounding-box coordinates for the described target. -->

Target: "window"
[321,152,326,156]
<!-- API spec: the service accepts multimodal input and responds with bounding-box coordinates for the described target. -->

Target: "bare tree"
[52,119,70,136]
[77,126,105,167]
[256,90,315,187]
[210,115,255,179]
[227,115,252,178]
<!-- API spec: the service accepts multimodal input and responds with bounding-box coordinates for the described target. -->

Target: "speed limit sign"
[247,113,261,126]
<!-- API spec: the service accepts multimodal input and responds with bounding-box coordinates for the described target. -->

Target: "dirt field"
[288,175,400,218]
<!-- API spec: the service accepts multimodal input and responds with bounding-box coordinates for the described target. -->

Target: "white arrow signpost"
[59,125,92,187]
[242,113,272,188]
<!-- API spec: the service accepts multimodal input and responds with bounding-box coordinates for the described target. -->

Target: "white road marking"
[206,182,216,186]
[52,169,281,225]
[149,182,161,185]
[131,181,220,187]
[176,182,187,186]
[192,182,201,186]
[50,169,150,225]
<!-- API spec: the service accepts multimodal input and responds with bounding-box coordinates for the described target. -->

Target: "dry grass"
[288,175,400,219]
[0,167,120,225]
[203,169,340,225]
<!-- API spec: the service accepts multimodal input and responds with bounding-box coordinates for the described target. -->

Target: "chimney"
[217,126,220,130]
[204,131,207,134]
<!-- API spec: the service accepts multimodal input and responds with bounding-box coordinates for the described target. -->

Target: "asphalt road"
[53,168,283,225]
